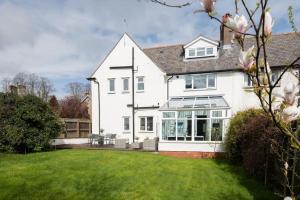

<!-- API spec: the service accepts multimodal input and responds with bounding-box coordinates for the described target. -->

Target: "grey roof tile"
[143,33,300,74]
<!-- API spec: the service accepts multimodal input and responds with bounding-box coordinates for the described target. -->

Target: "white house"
[88,26,300,153]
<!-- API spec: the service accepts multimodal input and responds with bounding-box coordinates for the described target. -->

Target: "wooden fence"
[57,118,92,139]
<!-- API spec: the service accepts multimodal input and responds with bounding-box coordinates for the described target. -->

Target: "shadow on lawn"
[211,159,280,200]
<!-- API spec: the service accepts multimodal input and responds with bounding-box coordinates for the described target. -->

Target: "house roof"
[143,32,300,75]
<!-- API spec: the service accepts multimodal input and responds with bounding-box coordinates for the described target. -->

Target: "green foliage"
[0,93,63,153]
[225,108,264,163]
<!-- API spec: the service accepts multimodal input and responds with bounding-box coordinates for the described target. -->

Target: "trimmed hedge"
[0,93,63,153]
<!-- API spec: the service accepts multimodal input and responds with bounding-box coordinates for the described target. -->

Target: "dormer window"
[184,35,218,59]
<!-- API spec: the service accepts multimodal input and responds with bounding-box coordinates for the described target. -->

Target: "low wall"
[160,151,225,159]
[158,141,224,152]
[53,138,89,145]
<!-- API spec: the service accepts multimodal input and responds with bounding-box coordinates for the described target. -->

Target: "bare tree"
[26,73,39,95]
[65,82,88,100]
[12,72,28,86]
[37,77,54,102]
[1,78,12,93]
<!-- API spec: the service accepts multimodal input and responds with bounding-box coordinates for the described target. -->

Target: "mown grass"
[0,150,278,200]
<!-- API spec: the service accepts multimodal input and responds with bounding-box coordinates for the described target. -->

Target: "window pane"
[163,112,175,118]
[124,117,129,131]
[195,110,209,118]
[162,120,176,140]
[212,111,222,118]
[185,76,192,89]
[206,47,213,55]
[244,74,252,87]
[137,77,144,91]
[178,111,192,118]
[208,74,216,88]
[109,79,115,92]
[123,78,129,91]
[177,119,192,141]
[197,48,205,57]
[194,75,206,89]
[211,119,223,141]
[271,71,280,84]
[189,49,195,57]
[147,117,153,131]
[140,118,145,131]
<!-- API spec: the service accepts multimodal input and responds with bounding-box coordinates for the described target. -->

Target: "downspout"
[132,47,135,143]
[87,77,100,134]
[167,75,174,100]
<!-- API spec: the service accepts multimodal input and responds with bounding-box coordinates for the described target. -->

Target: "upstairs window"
[186,47,215,58]
[108,78,115,93]
[185,74,216,90]
[122,78,129,92]
[244,70,281,87]
[137,77,144,92]
[189,49,195,57]
[123,117,130,131]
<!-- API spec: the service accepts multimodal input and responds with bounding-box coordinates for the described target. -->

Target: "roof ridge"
[143,43,184,50]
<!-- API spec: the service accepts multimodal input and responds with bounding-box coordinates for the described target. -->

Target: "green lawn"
[0,150,277,200]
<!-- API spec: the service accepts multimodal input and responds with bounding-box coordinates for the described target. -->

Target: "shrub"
[0,93,63,153]
[225,108,264,163]
[225,108,300,193]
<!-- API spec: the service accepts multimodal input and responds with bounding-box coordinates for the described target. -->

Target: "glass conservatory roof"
[160,96,230,110]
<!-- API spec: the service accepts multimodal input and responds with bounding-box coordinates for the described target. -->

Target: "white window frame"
[136,76,144,92]
[122,77,129,93]
[123,116,130,133]
[108,78,115,93]
[186,47,215,58]
[139,116,154,132]
[244,70,281,88]
[185,73,216,90]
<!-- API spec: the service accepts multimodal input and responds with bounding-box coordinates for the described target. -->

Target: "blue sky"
[0,0,299,98]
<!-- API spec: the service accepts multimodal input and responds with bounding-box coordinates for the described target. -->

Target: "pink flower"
[226,15,248,38]
[283,83,298,105]
[282,106,300,122]
[239,46,255,70]
[201,0,215,13]
[264,11,274,36]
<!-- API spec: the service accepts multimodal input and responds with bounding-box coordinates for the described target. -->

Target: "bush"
[225,108,264,163]
[0,93,63,153]
[225,108,300,194]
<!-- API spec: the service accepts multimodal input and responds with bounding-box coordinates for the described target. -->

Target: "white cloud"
[0,0,299,98]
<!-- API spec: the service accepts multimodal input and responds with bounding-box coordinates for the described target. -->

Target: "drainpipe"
[132,47,135,143]
[167,75,174,100]
[87,77,100,134]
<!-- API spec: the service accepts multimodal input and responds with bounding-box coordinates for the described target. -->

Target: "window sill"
[139,131,154,133]
[108,92,116,94]
[123,131,131,134]
[136,90,144,93]
[184,88,216,92]
[122,91,130,94]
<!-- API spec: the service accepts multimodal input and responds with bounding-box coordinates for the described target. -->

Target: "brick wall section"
[159,151,226,159]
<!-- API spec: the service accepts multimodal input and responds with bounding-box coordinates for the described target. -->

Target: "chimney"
[17,84,26,96]
[220,13,233,48]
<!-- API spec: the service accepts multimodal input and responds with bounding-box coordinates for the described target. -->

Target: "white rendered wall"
[91,34,166,143]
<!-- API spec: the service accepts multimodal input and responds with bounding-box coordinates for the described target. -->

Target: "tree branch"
[149,0,191,8]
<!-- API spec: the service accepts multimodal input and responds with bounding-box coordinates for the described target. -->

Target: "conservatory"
[159,96,231,142]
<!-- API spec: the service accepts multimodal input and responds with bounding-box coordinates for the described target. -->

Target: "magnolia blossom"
[201,0,215,13]
[226,15,248,38]
[282,106,300,122]
[283,82,298,105]
[264,11,274,36]
[239,46,255,70]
